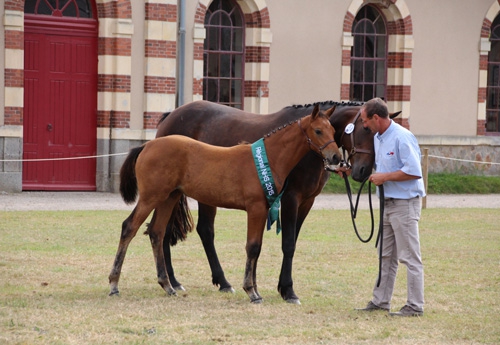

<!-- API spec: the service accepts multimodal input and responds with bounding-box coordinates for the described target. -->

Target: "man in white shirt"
[356,97,425,317]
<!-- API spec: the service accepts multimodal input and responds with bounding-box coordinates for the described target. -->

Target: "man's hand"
[333,165,351,178]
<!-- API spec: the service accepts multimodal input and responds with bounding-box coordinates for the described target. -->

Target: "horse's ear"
[390,111,402,119]
[312,104,320,119]
[325,105,336,117]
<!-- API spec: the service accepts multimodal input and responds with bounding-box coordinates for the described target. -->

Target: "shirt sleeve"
[397,134,423,178]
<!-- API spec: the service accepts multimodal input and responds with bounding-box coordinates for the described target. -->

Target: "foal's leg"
[147,195,181,296]
[196,203,234,292]
[109,203,154,296]
[242,209,267,303]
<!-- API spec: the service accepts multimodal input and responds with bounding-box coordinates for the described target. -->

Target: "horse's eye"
[315,129,322,135]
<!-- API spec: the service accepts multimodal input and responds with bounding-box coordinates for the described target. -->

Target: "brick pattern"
[5,68,23,88]
[145,3,177,21]
[246,46,270,63]
[386,85,411,102]
[482,18,492,38]
[5,30,23,50]
[143,112,163,129]
[340,83,350,100]
[477,120,486,135]
[193,77,203,96]
[195,3,206,24]
[98,37,132,56]
[245,80,268,98]
[4,107,23,125]
[5,0,23,11]
[342,49,351,66]
[479,10,496,136]
[387,52,412,68]
[195,3,271,106]
[98,74,131,93]
[144,76,176,94]
[193,42,204,60]
[3,5,23,125]
[97,110,130,128]
[143,1,178,129]
[96,1,132,19]
[245,7,270,28]
[387,16,413,35]
[145,39,176,58]
[341,5,413,129]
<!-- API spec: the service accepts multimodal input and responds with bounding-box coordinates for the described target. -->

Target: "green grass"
[1,209,499,344]
[322,173,500,194]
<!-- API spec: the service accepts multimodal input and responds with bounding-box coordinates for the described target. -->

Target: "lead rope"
[342,173,384,287]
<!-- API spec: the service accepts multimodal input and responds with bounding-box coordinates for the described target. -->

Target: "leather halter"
[297,117,337,159]
[338,110,373,168]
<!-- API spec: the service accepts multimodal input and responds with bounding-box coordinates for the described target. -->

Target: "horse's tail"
[157,111,170,126]
[168,194,194,246]
[119,145,145,204]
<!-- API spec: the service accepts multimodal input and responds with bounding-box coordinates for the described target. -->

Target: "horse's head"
[330,106,402,182]
[303,104,342,166]
[329,105,374,182]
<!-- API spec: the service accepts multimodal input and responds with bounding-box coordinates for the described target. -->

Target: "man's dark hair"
[362,97,389,119]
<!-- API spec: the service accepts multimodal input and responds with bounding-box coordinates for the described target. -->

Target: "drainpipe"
[177,0,186,107]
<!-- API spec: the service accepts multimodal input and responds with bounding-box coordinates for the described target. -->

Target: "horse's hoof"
[173,284,186,292]
[109,289,120,296]
[251,297,263,304]
[286,298,301,305]
[219,286,235,293]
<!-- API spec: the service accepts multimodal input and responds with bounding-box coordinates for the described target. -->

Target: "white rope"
[428,154,500,166]
[0,152,498,166]
[0,152,128,162]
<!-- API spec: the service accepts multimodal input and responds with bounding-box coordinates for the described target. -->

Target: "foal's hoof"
[286,298,301,305]
[173,284,186,292]
[251,297,263,304]
[220,286,235,293]
[166,289,178,297]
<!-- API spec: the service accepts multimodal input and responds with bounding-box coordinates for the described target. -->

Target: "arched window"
[24,0,93,18]
[204,0,245,109]
[486,16,500,133]
[350,5,387,102]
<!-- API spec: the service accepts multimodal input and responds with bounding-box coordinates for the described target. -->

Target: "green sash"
[251,138,285,234]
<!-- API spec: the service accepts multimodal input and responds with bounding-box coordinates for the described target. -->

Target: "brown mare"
[109,105,341,303]
[155,100,395,304]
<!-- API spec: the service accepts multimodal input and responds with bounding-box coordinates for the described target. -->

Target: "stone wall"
[418,136,500,176]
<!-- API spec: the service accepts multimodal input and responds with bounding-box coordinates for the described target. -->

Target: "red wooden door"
[23,17,97,190]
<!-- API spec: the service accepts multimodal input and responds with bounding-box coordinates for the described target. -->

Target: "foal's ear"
[390,111,402,119]
[311,104,320,119]
[325,105,336,117]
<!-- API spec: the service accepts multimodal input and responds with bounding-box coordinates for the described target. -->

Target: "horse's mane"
[157,112,170,126]
[286,100,364,109]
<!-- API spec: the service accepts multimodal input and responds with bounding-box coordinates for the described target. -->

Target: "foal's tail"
[119,145,145,204]
[168,194,194,246]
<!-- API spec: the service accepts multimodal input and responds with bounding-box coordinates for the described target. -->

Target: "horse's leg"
[162,226,185,291]
[147,195,181,296]
[108,204,153,296]
[242,210,267,303]
[197,203,234,292]
[277,195,316,304]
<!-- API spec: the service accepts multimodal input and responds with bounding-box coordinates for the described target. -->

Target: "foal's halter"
[338,110,373,168]
[297,117,337,161]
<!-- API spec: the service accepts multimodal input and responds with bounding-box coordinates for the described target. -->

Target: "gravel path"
[1,191,499,211]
